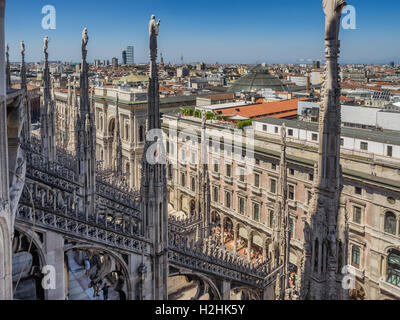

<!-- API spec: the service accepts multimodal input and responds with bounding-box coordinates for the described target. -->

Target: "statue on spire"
[149,15,160,59]
[323,0,347,40]
[43,36,49,55]
[82,28,89,61]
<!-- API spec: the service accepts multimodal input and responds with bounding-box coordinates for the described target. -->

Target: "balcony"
[211,171,220,180]
[349,221,365,235]
[223,175,233,184]
[250,185,262,196]
[379,277,400,299]
[237,180,247,190]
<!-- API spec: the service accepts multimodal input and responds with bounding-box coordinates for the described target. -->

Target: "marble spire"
[197,110,211,241]
[76,28,96,218]
[20,41,31,145]
[140,15,168,300]
[301,0,348,300]
[40,36,56,162]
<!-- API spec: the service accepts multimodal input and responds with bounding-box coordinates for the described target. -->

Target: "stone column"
[263,239,268,262]
[44,231,66,300]
[233,223,238,252]
[221,280,231,300]
[247,230,252,261]
[221,216,226,246]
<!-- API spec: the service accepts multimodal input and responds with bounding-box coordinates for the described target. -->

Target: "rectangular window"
[351,246,360,267]
[353,206,362,224]
[214,161,219,173]
[263,124,267,131]
[275,127,279,134]
[225,192,231,208]
[270,179,277,194]
[288,185,295,200]
[360,142,368,151]
[168,164,173,179]
[181,173,186,187]
[340,138,344,146]
[312,133,318,141]
[254,173,260,188]
[271,163,277,170]
[253,203,260,221]
[269,210,274,228]
[181,149,186,161]
[226,164,232,177]
[213,187,219,202]
[288,129,293,136]
[355,187,362,195]
[387,146,393,157]
[239,168,245,182]
[309,173,314,181]
[238,197,245,215]
[191,152,196,164]
[289,168,295,176]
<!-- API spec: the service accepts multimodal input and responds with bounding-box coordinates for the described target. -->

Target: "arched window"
[213,187,219,203]
[351,245,360,268]
[387,249,400,288]
[100,116,103,131]
[191,177,196,192]
[384,212,397,235]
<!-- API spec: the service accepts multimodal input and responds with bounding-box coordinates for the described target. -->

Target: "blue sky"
[5,0,400,64]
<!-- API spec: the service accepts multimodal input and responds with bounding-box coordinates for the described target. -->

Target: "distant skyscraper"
[112,57,118,68]
[122,50,127,65]
[126,46,134,65]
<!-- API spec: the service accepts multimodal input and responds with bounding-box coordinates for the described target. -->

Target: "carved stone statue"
[149,15,160,57]
[327,225,337,257]
[323,0,347,40]
[20,40,25,55]
[82,28,89,60]
[281,122,287,141]
[43,36,49,54]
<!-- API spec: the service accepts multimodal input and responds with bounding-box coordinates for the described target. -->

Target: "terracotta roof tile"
[214,98,307,119]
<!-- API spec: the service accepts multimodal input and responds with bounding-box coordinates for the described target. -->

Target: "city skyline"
[4,0,400,64]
